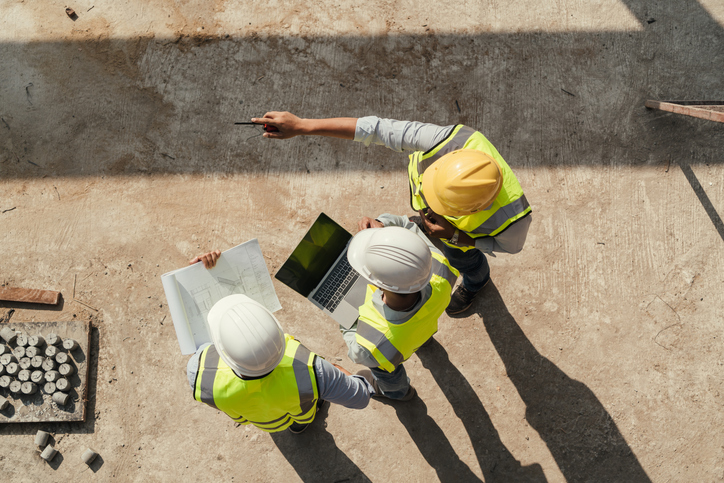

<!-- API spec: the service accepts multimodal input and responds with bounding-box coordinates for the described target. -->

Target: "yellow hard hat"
[421,149,503,216]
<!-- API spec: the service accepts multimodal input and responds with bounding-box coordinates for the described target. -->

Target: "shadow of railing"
[462,282,651,482]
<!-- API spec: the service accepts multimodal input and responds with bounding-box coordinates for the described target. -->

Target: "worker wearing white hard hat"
[186,252,375,433]
[340,216,458,400]
[252,112,532,315]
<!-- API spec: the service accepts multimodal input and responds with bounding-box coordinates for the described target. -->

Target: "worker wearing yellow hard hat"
[253,112,532,315]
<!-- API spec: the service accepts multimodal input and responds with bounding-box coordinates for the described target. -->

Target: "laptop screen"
[275,213,353,297]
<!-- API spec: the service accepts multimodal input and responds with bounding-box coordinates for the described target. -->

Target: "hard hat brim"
[421,165,457,216]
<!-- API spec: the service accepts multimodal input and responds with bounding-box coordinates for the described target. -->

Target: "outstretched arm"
[251,111,357,140]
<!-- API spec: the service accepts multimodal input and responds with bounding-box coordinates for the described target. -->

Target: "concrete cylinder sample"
[31,355,44,369]
[12,346,25,359]
[42,358,56,372]
[0,395,9,410]
[35,430,50,446]
[31,370,44,383]
[6,362,19,376]
[0,327,17,344]
[9,380,22,394]
[19,357,32,370]
[59,363,76,376]
[0,344,7,356]
[52,391,69,405]
[62,339,79,351]
[25,346,39,358]
[40,445,57,462]
[21,382,38,395]
[46,333,62,346]
[0,364,4,376]
[44,370,60,382]
[15,334,28,347]
[55,378,70,392]
[0,375,11,388]
[82,448,98,465]
[28,335,45,347]
[55,352,68,364]
[43,381,56,394]
[18,369,31,382]
[1,353,18,365]
[44,345,58,358]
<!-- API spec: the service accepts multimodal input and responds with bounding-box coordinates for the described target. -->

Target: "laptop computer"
[275,213,369,329]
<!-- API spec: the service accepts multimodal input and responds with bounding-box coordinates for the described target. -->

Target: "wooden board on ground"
[645,100,724,123]
[0,320,91,423]
[0,287,61,305]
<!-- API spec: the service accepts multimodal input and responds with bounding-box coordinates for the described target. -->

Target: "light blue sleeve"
[340,322,381,368]
[354,116,455,153]
[313,357,375,409]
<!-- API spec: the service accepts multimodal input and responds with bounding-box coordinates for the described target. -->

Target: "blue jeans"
[371,365,410,399]
[443,245,490,292]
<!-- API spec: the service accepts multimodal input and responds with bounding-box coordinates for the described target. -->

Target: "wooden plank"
[0,320,91,423]
[645,100,724,123]
[0,287,61,305]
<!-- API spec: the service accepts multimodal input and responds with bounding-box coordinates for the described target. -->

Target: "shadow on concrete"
[411,339,547,482]
[0,2,722,179]
[460,282,651,482]
[678,160,724,242]
[270,401,370,483]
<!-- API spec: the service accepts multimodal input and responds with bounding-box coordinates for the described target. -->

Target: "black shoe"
[446,285,480,315]
[288,422,310,434]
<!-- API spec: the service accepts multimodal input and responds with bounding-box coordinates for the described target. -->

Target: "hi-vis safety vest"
[408,125,532,252]
[193,334,319,432]
[355,252,459,372]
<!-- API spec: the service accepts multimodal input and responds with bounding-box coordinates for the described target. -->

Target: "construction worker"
[252,112,532,315]
[341,215,458,400]
[186,252,375,433]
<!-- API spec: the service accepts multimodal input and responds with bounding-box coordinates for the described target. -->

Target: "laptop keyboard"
[312,256,359,312]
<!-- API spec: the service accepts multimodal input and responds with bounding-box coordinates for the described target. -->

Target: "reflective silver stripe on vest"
[291,344,316,414]
[357,322,405,369]
[418,126,477,173]
[199,346,220,409]
[469,195,531,235]
[432,258,457,288]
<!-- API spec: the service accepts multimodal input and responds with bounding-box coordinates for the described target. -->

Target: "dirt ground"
[1,0,723,481]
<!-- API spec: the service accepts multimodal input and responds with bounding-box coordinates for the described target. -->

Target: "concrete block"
[59,363,76,376]
[6,362,19,376]
[28,335,45,347]
[62,339,79,351]
[35,430,50,446]
[40,445,57,462]
[55,378,70,392]
[82,448,98,465]
[0,327,17,344]
[44,370,60,382]
[21,382,38,395]
[42,358,56,372]
[52,392,69,405]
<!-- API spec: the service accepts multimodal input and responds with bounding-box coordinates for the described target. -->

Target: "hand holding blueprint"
[161,239,282,354]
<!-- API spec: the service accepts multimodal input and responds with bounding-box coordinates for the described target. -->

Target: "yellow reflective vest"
[193,334,319,432]
[408,125,532,252]
[355,252,459,372]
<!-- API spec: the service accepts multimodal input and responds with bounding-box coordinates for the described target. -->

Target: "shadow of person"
[414,339,547,482]
[270,401,371,483]
[463,282,651,482]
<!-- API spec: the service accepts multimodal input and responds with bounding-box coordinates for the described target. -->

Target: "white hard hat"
[347,226,433,294]
[207,294,285,377]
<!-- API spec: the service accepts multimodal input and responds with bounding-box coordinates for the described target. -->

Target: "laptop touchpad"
[345,278,368,308]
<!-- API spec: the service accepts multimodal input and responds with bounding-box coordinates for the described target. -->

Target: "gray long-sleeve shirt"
[187,343,374,410]
[353,116,532,256]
